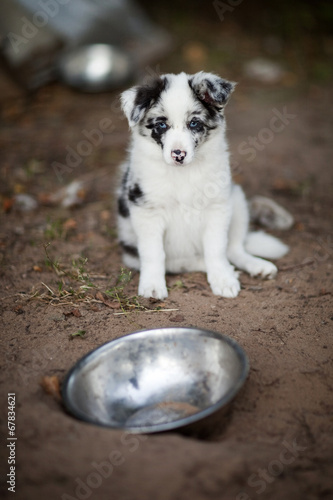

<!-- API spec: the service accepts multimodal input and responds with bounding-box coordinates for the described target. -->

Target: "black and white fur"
[117,71,289,299]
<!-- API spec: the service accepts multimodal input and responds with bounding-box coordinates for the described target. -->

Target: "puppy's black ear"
[190,71,236,111]
[121,77,167,127]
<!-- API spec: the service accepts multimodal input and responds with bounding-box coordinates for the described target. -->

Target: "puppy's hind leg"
[227,185,278,278]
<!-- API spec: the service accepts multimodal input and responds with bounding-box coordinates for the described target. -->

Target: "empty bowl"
[62,327,249,434]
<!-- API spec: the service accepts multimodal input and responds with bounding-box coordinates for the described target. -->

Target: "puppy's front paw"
[138,278,168,300]
[209,272,241,298]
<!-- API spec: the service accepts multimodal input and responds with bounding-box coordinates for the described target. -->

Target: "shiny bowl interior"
[62,327,249,433]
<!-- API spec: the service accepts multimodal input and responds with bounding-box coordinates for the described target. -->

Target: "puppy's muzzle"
[171,149,187,164]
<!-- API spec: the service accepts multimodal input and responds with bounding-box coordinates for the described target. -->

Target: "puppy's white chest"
[144,164,225,210]
[163,204,205,259]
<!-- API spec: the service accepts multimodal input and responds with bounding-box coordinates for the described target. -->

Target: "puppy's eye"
[155,122,168,131]
[188,119,202,130]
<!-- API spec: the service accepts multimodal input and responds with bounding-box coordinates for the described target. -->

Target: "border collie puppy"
[117,71,289,299]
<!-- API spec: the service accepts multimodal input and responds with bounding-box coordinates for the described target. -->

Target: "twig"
[279,260,315,272]
[41,282,55,295]
[113,308,180,316]
[89,274,109,279]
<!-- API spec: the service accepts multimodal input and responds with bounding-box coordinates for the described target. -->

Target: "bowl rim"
[61,327,249,433]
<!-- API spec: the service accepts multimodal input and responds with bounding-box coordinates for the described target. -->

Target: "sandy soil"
[0,6,333,499]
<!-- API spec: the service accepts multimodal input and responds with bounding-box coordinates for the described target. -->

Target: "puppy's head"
[121,71,235,166]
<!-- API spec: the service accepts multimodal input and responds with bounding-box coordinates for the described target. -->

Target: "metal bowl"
[62,328,249,434]
[57,44,133,92]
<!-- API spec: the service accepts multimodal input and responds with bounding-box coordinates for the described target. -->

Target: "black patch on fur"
[188,76,233,118]
[151,129,163,147]
[186,111,218,147]
[146,116,170,148]
[145,116,169,148]
[188,78,216,118]
[131,77,168,124]
[187,117,205,133]
[118,196,130,218]
[205,78,234,105]
[145,116,168,129]
[120,242,138,257]
[128,183,143,204]
[201,112,218,131]
[121,164,130,188]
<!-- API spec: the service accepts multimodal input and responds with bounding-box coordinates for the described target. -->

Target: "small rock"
[244,58,285,84]
[13,194,38,212]
[46,180,86,208]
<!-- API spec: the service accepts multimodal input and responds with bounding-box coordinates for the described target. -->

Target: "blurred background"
[0,0,332,211]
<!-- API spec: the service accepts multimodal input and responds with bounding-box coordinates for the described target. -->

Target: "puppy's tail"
[245,231,289,259]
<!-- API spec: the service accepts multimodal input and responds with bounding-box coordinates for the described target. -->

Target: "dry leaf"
[170,314,185,322]
[272,178,298,193]
[14,183,25,194]
[95,291,105,302]
[40,375,61,400]
[100,210,111,221]
[37,193,54,206]
[149,297,165,305]
[3,198,14,213]
[64,308,82,318]
[95,291,121,309]
[13,305,24,314]
[104,300,122,309]
[295,222,305,232]
[63,218,77,231]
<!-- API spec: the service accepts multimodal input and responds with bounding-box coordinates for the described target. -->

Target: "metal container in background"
[0,0,172,91]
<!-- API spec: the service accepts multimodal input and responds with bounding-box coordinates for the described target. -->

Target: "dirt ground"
[1,2,333,499]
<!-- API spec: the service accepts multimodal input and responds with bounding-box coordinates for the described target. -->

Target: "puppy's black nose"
[171,150,187,163]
